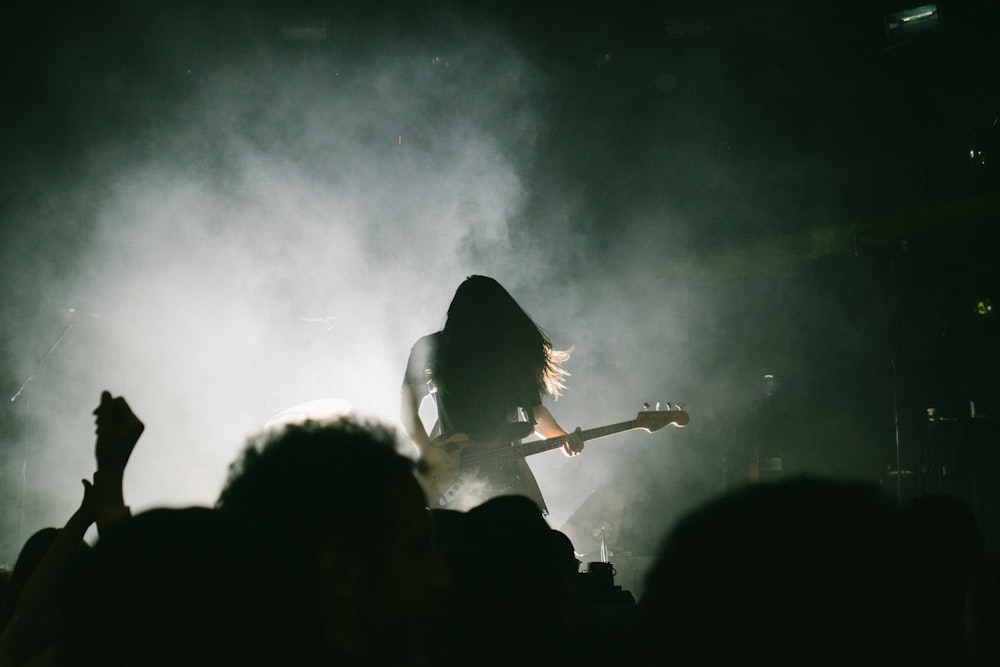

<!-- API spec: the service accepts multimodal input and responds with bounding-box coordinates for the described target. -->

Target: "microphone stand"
[8,312,78,546]
[854,235,909,506]
[10,315,76,403]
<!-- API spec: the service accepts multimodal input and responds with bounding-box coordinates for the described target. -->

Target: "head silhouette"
[216,417,450,662]
[444,276,537,338]
[438,276,568,399]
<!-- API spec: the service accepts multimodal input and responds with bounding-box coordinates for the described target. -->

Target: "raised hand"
[69,477,97,527]
[93,390,144,474]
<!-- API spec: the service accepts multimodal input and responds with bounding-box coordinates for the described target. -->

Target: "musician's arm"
[532,405,584,457]
[401,384,433,456]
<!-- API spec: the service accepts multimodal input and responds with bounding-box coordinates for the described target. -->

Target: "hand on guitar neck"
[533,405,584,457]
[563,428,585,457]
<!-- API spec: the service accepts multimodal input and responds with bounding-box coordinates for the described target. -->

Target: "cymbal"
[264,398,352,429]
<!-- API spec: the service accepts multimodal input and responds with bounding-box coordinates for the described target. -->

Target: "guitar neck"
[454,409,686,470]
[519,420,640,457]
[464,420,642,469]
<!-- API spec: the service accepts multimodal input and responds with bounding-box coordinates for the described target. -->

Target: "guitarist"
[400,276,584,514]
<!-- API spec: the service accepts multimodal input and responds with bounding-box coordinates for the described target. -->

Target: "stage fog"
[3,1,996,565]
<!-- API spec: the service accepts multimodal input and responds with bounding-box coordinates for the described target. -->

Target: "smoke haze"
[3,1,998,564]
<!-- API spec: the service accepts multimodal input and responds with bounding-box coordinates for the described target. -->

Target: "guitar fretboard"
[461,420,640,468]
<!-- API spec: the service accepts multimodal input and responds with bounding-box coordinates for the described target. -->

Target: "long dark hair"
[435,276,570,399]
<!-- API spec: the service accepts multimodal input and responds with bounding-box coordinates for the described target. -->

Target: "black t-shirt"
[403,332,550,514]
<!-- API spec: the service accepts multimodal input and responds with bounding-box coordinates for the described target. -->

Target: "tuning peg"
[642,402,650,411]
[656,401,661,411]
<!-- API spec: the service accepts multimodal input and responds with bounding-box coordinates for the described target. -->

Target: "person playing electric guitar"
[400,276,584,514]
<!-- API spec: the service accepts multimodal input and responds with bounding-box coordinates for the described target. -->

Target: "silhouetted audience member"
[430,508,465,554]
[2,526,85,665]
[548,527,641,665]
[216,417,452,665]
[549,529,580,582]
[894,493,987,666]
[3,529,61,631]
[636,477,908,666]
[0,391,142,666]
[441,495,580,666]
[57,507,303,667]
[966,553,1000,667]
[0,566,11,633]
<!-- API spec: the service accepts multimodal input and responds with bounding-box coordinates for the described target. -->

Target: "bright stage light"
[973,298,994,317]
[883,3,943,47]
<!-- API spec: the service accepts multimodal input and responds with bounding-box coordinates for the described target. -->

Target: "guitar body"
[417,433,537,510]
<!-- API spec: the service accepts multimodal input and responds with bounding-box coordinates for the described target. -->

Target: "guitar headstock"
[635,402,689,432]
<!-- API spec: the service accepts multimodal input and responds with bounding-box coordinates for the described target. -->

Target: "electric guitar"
[417,406,689,509]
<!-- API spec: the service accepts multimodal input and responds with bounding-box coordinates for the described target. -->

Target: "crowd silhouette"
[0,391,998,666]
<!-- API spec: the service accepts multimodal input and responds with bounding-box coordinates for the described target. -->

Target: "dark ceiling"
[4,1,999,236]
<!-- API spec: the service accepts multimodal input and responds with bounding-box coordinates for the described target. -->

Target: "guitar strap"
[499,400,537,444]
[499,419,534,444]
